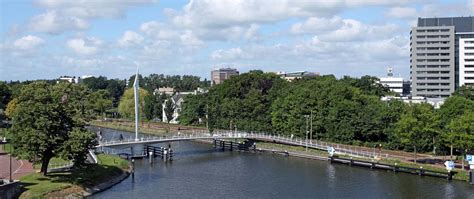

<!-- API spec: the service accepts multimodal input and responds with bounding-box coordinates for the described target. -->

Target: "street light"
[310,110,313,144]
[304,115,309,151]
[9,140,12,182]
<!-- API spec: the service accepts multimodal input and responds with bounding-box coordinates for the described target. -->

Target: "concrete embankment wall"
[0,180,21,199]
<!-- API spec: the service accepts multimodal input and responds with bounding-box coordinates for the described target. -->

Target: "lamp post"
[304,115,309,151]
[310,110,313,144]
[9,141,12,182]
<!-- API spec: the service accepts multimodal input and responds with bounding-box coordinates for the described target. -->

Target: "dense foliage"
[118,88,149,118]
[180,71,474,155]
[82,76,127,107]
[8,82,98,175]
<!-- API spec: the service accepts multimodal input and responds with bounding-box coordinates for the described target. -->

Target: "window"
[465,53,474,56]
[417,30,426,33]
[466,59,474,62]
[440,29,450,32]
[465,65,474,68]
[466,47,474,50]
[465,41,474,44]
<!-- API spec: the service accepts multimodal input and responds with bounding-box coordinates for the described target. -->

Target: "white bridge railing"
[98,130,389,159]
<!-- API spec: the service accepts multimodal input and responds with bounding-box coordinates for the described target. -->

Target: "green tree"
[60,128,97,167]
[88,90,113,117]
[9,82,97,175]
[118,88,149,118]
[5,98,17,118]
[394,103,439,163]
[445,111,474,162]
[438,95,474,127]
[453,85,474,100]
[179,94,207,125]
[0,82,11,110]
[164,98,175,123]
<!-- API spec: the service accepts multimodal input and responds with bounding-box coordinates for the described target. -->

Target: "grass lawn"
[19,154,129,198]
[258,142,470,182]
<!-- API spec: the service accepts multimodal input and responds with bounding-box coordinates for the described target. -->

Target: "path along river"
[90,127,474,199]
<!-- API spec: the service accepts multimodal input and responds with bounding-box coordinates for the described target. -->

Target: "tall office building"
[410,16,474,98]
[211,68,239,85]
[460,38,474,86]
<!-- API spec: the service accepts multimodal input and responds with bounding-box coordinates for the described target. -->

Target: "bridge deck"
[98,132,384,159]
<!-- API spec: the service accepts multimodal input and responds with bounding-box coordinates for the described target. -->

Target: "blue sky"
[1,0,472,81]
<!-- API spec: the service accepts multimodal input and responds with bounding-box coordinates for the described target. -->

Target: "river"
[89,127,474,199]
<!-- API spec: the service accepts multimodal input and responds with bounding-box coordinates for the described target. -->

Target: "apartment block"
[410,17,474,98]
[460,38,474,86]
[211,68,239,85]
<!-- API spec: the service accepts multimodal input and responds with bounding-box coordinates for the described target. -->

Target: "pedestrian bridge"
[98,131,385,159]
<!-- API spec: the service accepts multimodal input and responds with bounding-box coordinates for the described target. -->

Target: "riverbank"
[256,142,470,182]
[18,154,129,198]
[91,120,470,182]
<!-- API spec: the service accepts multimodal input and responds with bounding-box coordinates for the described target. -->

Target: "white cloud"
[291,17,400,42]
[419,2,473,17]
[180,30,204,47]
[29,10,89,34]
[140,21,180,40]
[291,17,344,34]
[118,31,144,47]
[385,7,418,19]
[29,0,156,34]
[211,48,245,60]
[172,0,343,29]
[66,37,104,55]
[13,35,45,50]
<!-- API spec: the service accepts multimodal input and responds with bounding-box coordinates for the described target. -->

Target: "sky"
[1,0,473,81]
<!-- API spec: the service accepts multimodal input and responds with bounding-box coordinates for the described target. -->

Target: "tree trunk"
[462,152,465,170]
[450,145,453,160]
[414,145,417,164]
[40,156,52,176]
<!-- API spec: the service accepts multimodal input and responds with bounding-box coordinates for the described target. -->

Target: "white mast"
[133,66,139,141]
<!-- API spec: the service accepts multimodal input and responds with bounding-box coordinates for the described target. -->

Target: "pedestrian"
[119,134,124,141]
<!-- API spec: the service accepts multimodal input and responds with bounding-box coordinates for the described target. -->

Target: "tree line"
[179,71,474,157]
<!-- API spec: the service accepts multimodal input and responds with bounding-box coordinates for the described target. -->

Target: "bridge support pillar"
[131,144,144,158]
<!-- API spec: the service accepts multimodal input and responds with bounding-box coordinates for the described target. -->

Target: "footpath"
[0,146,34,180]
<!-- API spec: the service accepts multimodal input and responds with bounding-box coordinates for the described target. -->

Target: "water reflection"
[89,127,474,199]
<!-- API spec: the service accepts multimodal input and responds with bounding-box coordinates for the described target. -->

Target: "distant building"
[81,75,94,79]
[378,67,404,96]
[410,16,474,98]
[211,68,239,85]
[161,88,208,124]
[460,37,474,87]
[57,76,81,84]
[381,96,445,109]
[154,87,176,96]
[162,93,187,124]
[276,71,319,81]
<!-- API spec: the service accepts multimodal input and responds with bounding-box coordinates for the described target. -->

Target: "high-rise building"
[410,16,474,98]
[211,68,239,85]
[460,37,474,86]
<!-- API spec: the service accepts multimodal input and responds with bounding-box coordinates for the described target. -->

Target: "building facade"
[211,68,239,85]
[459,38,474,86]
[57,76,81,84]
[276,71,319,81]
[379,67,404,96]
[410,16,474,98]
